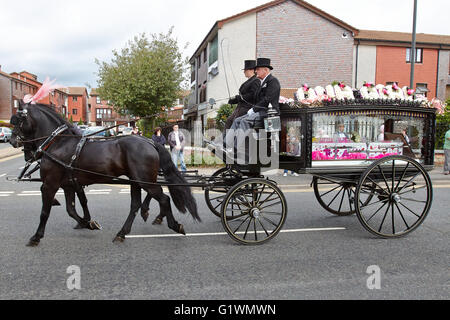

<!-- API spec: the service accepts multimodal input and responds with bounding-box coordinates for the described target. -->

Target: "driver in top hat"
[224,57,281,157]
[224,60,260,130]
[225,58,280,135]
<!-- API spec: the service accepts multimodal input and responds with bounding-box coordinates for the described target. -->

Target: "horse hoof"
[89,221,102,230]
[26,240,40,247]
[152,217,163,225]
[112,235,125,243]
[178,224,186,235]
[141,211,149,222]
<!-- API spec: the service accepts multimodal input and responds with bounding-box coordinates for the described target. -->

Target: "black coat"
[228,75,260,110]
[151,134,166,146]
[253,73,281,116]
[225,75,260,130]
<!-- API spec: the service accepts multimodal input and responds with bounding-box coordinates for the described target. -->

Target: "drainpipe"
[354,40,360,88]
[410,0,417,89]
[435,45,441,99]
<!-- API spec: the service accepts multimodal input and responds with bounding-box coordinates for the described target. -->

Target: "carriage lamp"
[264,103,281,133]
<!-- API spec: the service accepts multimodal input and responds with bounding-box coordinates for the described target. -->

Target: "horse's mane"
[32,103,82,136]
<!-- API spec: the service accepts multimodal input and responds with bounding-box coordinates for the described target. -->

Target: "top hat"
[242,60,256,70]
[255,57,273,70]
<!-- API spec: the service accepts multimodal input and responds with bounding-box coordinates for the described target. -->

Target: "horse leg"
[140,190,165,225]
[140,191,152,222]
[113,184,141,243]
[75,186,101,230]
[27,183,58,247]
[150,187,185,235]
[63,187,90,230]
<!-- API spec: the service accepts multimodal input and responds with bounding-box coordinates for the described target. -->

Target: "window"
[96,96,101,104]
[203,48,207,63]
[96,108,112,119]
[199,84,207,103]
[72,109,78,115]
[73,97,78,102]
[406,48,423,63]
[311,111,426,162]
[209,35,218,66]
[416,83,428,97]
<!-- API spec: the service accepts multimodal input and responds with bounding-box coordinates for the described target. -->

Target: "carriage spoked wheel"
[220,178,287,245]
[204,167,237,218]
[313,177,374,216]
[355,155,433,238]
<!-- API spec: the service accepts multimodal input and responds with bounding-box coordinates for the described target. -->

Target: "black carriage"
[11,99,437,246]
[202,100,437,244]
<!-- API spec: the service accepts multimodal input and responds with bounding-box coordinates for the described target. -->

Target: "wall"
[256,0,354,89]
[376,46,438,98]
[353,44,377,88]
[205,13,257,119]
[0,74,12,121]
[437,50,450,100]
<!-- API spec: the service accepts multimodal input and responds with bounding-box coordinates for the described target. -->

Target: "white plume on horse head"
[23,77,66,104]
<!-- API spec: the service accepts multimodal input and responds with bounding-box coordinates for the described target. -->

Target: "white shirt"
[174,131,181,148]
[260,73,270,84]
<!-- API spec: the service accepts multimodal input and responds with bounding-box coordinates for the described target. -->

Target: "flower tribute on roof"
[279,81,446,114]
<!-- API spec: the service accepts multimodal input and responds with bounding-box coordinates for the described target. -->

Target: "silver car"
[0,127,12,142]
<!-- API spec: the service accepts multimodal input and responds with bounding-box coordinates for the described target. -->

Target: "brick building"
[186,0,357,131]
[354,30,450,100]
[66,87,89,124]
[88,88,130,127]
[0,68,68,121]
[186,0,450,132]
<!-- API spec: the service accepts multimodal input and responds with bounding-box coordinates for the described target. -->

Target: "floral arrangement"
[281,81,446,113]
[302,83,309,92]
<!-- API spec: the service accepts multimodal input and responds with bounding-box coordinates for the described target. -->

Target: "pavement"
[0,144,22,160]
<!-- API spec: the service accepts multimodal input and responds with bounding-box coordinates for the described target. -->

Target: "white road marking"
[88,189,112,192]
[0,191,14,194]
[125,227,346,239]
[0,174,6,178]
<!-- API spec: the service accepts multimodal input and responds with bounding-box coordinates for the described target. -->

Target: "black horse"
[11,129,158,229]
[10,101,199,246]
[10,128,102,231]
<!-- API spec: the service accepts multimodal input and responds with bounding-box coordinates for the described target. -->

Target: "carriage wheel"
[355,155,432,238]
[205,167,236,218]
[313,177,374,216]
[221,178,287,245]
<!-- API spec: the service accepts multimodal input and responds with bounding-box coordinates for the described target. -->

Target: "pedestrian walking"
[168,124,187,172]
[151,127,166,146]
[444,125,450,175]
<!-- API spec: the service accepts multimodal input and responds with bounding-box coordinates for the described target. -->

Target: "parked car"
[121,127,134,136]
[83,126,115,137]
[0,127,12,142]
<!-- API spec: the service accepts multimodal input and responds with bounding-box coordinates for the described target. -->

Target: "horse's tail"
[152,142,201,222]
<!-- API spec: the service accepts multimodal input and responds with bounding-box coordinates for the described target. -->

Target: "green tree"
[95,28,186,134]
[435,98,450,149]
[215,104,236,131]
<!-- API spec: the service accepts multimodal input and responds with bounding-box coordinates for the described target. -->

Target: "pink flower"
[392,83,400,91]
[339,82,345,89]
[407,89,415,96]
[382,88,389,95]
